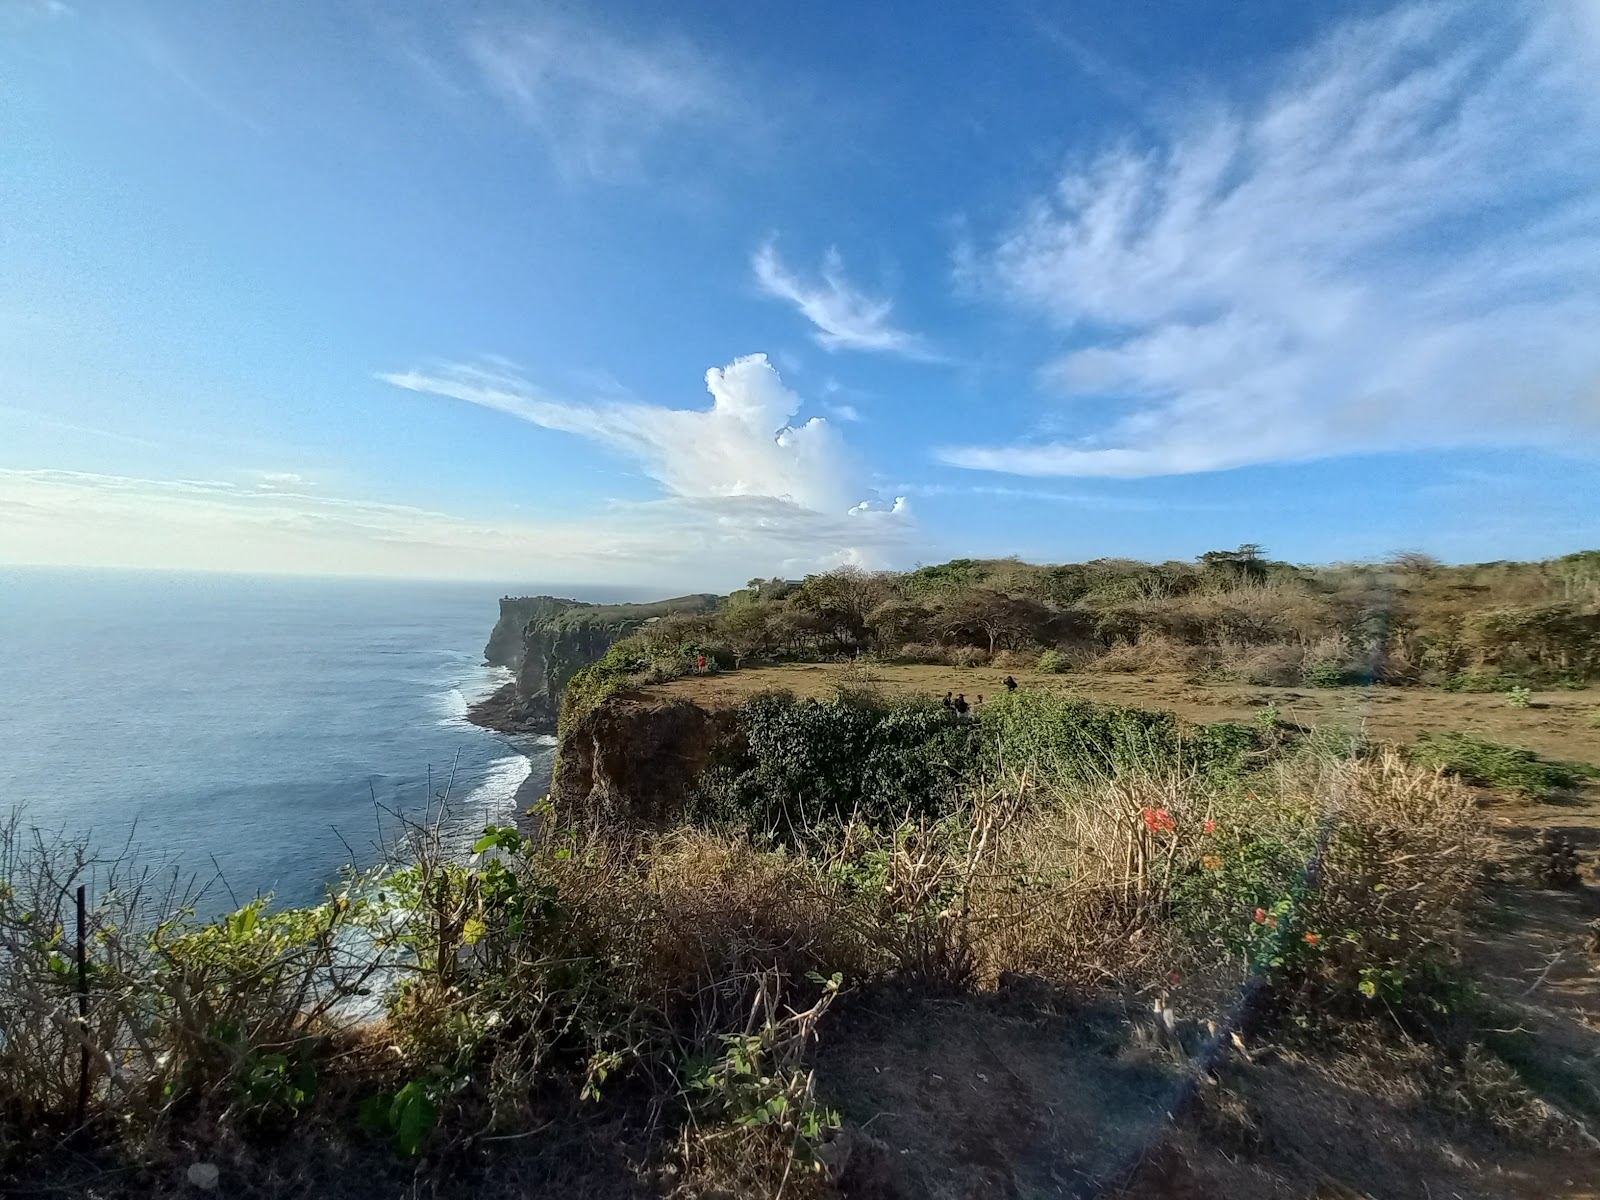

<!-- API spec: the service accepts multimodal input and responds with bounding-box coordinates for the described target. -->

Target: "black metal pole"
[76,883,89,1125]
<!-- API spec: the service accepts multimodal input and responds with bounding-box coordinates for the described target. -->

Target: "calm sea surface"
[0,569,638,908]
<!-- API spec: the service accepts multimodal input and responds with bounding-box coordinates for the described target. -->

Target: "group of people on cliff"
[942,675,1016,719]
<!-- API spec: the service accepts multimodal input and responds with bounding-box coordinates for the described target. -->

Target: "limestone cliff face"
[483,596,579,670]
[513,621,627,728]
[552,697,740,830]
[474,593,723,734]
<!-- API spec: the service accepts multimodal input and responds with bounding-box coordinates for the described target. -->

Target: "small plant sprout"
[1506,686,1532,708]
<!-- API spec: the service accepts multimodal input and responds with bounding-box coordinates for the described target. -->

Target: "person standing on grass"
[942,691,954,711]
[696,653,707,674]
[954,693,969,718]
[1004,675,1018,692]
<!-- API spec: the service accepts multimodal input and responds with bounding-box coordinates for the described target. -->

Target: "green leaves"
[359,1080,439,1156]
[471,824,526,855]
[239,1050,317,1119]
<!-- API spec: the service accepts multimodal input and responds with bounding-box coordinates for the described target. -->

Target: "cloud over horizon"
[944,1,1600,478]
[381,353,910,568]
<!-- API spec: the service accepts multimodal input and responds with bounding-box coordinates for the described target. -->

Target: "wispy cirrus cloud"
[945,1,1600,478]
[754,241,935,359]
[464,12,739,180]
[899,482,1241,513]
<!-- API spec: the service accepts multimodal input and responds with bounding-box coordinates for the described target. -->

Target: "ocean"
[0,568,636,910]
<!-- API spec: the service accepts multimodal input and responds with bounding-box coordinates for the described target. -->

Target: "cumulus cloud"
[465,12,735,179]
[753,241,934,358]
[380,354,910,569]
[944,1,1600,478]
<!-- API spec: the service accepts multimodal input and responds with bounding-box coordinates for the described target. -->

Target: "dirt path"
[1459,786,1600,1141]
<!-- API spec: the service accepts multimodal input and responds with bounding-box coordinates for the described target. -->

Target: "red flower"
[1203,819,1217,834]
[1140,807,1176,834]
[1253,908,1267,925]
[1168,971,1182,986]
[1303,932,1320,947]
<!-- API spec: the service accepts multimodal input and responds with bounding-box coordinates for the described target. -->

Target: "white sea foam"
[460,753,534,828]
[432,664,514,727]
[434,687,469,723]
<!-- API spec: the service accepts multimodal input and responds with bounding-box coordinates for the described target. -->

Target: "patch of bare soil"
[817,995,1181,1199]
[815,987,1600,1200]
[1458,789,1600,1142]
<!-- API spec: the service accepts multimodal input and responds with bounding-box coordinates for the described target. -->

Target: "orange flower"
[1202,854,1223,871]
[1303,932,1320,947]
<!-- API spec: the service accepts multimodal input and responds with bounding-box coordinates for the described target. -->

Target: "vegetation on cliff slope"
[10,681,1587,1197]
[555,549,1600,719]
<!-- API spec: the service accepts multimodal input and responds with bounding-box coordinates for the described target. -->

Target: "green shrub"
[1036,648,1068,673]
[1412,731,1582,797]
[557,638,651,735]
[980,689,1261,790]
[689,691,981,837]
[1304,658,1358,687]
[1441,671,1526,694]
[1506,686,1532,708]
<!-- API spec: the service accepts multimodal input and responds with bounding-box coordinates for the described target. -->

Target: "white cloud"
[465,13,734,179]
[384,353,895,513]
[379,354,911,571]
[255,471,309,491]
[945,1,1600,478]
[753,241,934,358]
[899,482,1239,513]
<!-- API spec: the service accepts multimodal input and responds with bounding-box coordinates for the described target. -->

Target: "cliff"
[483,595,581,669]
[473,592,723,734]
[551,697,739,829]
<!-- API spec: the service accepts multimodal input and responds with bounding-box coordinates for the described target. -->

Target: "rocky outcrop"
[552,697,740,830]
[473,593,723,734]
[483,596,580,670]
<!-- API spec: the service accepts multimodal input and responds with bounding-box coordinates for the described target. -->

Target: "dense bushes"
[688,691,981,836]
[681,689,1267,845]
[556,549,1600,699]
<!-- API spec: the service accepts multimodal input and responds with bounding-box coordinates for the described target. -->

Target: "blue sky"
[2,0,1597,589]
